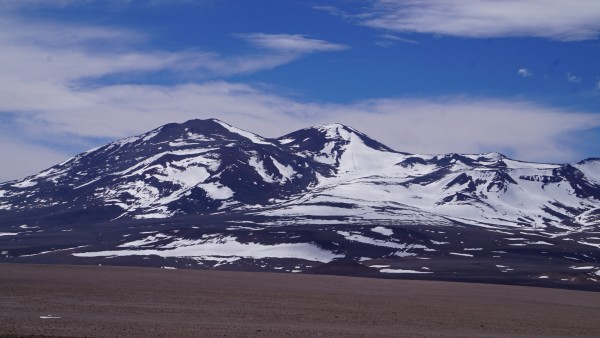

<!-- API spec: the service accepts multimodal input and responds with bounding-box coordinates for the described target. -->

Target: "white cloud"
[0,18,348,89]
[518,68,532,77]
[313,5,348,18]
[0,17,145,49]
[0,133,71,182]
[332,0,600,41]
[334,98,600,163]
[566,72,582,83]
[237,33,348,53]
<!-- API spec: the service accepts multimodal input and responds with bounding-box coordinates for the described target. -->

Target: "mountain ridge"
[1,118,599,289]
[1,118,599,229]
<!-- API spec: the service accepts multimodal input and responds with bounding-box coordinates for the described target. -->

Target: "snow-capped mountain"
[1,119,599,289]
[0,119,326,219]
[262,151,600,231]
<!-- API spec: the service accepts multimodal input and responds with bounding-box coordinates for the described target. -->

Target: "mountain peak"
[312,123,357,141]
[164,118,222,128]
[578,157,600,165]
[157,118,271,146]
[274,122,402,174]
[289,123,397,152]
[480,152,507,160]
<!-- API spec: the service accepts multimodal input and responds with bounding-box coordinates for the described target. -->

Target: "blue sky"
[2,0,600,181]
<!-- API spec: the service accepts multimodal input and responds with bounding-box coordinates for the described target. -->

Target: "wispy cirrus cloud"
[374,33,419,47]
[237,33,348,53]
[0,18,145,49]
[321,0,600,41]
[0,13,348,84]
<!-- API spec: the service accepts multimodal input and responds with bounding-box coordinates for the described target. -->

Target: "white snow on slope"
[260,146,600,230]
[12,179,37,188]
[74,235,341,262]
[575,208,600,226]
[214,120,271,145]
[380,268,432,274]
[502,159,560,169]
[154,166,210,187]
[119,233,172,247]
[450,252,474,257]
[248,155,275,183]
[320,129,401,174]
[278,137,295,145]
[116,148,218,178]
[575,160,600,184]
[247,153,297,185]
[337,231,427,250]
[198,182,234,200]
[270,156,296,182]
[371,226,393,236]
[94,147,232,218]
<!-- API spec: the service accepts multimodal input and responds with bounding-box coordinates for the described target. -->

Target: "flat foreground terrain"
[1,264,599,337]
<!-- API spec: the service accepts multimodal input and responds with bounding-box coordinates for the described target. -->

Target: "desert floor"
[1,263,599,337]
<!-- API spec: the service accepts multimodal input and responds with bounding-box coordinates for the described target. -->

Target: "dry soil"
[1,263,599,337]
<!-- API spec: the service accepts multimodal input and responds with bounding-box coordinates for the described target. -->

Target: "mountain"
[1,119,599,290]
[0,119,325,219]
[276,123,401,174]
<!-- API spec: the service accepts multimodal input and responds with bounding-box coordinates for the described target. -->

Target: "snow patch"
[569,266,596,270]
[214,120,271,145]
[12,179,37,188]
[380,268,432,274]
[270,156,296,183]
[19,224,38,229]
[337,231,426,250]
[449,252,474,257]
[0,232,19,237]
[74,236,341,262]
[431,240,450,245]
[371,226,393,236]
[119,233,172,247]
[40,315,61,319]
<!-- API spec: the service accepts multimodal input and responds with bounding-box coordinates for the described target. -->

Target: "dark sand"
[1,264,599,337]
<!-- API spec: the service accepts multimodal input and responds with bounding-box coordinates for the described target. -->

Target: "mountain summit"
[278,123,401,174]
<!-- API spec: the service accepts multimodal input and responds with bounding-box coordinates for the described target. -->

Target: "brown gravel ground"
[0,263,599,337]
